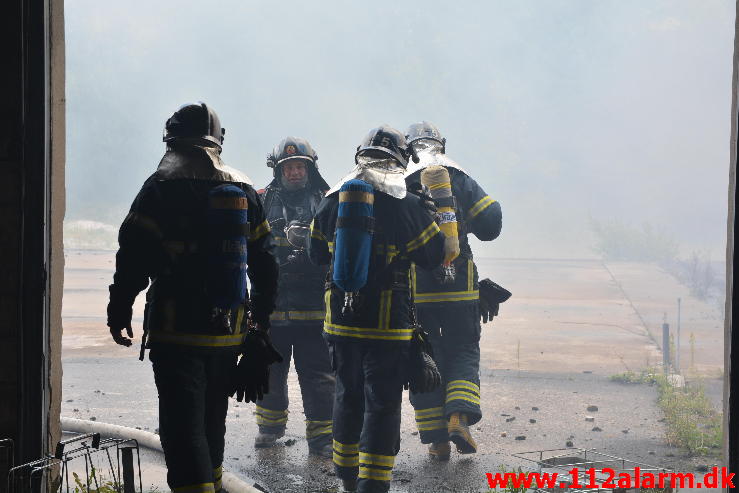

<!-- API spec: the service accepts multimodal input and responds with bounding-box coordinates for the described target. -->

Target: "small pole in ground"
[662,317,670,374]
[676,297,681,373]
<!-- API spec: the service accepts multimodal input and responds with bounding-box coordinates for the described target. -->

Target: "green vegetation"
[70,468,119,493]
[589,218,678,263]
[610,370,722,456]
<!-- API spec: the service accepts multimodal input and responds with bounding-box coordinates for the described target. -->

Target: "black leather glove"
[231,326,283,403]
[107,284,135,347]
[407,182,437,213]
[405,327,442,394]
[478,278,512,324]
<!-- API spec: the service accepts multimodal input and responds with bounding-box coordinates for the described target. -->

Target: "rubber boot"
[308,442,333,459]
[447,412,477,454]
[254,430,285,448]
[341,478,358,492]
[428,441,451,461]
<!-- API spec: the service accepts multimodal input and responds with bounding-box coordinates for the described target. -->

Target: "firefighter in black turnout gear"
[404,122,502,460]
[254,137,335,456]
[107,103,280,493]
[309,126,445,493]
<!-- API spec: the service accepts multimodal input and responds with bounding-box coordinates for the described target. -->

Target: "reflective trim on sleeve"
[310,220,326,242]
[127,212,163,239]
[468,195,496,219]
[147,330,246,348]
[406,222,441,253]
[467,258,474,292]
[249,220,271,241]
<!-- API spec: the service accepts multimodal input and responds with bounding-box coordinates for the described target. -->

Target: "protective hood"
[327,156,406,199]
[404,142,468,177]
[155,145,253,185]
[267,164,330,192]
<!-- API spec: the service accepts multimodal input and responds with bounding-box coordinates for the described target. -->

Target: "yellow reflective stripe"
[467,259,474,292]
[256,406,288,418]
[256,415,288,425]
[328,241,335,254]
[271,310,325,321]
[249,220,270,241]
[333,440,359,454]
[359,467,392,481]
[307,419,333,424]
[417,419,447,431]
[210,196,248,210]
[324,323,413,341]
[127,212,163,238]
[306,426,332,438]
[288,310,325,320]
[447,380,480,393]
[414,406,444,418]
[428,182,451,191]
[234,306,245,335]
[378,290,391,330]
[324,289,332,323]
[333,453,359,467]
[339,191,374,204]
[406,222,441,253]
[414,290,479,303]
[359,452,395,467]
[445,392,481,405]
[468,195,495,219]
[273,236,291,247]
[147,331,246,348]
[213,466,223,490]
[173,483,215,493]
[310,220,326,242]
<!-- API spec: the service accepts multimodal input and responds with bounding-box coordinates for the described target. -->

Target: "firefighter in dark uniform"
[404,122,502,460]
[107,103,280,493]
[308,126,445,493]
[253,137,335,457]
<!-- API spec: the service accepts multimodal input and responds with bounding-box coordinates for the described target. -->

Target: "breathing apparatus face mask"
[411,139,443,155]
[285,220,311,249]
[355,155,405,172]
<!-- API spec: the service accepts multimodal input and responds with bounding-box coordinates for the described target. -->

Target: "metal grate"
[5,433,142,493]
[512,448,672,493]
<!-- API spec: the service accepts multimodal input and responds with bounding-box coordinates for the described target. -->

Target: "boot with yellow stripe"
[447,412,477,454]
[428,441,451,461]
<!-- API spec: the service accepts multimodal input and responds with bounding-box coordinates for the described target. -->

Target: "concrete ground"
[61,251,726,492]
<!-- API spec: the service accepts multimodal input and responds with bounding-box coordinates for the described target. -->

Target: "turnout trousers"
[255,322,335,448]
[328,338,408,493]
[409,302,482,444]
[150,346,237,493]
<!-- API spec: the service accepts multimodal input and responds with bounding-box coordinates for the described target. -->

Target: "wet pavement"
[61,251,725,491]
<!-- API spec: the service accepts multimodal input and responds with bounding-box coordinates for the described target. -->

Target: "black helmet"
[267,137,318,169]
[163,102,225,148]
[355,125,416,168]
[267,136,329,190]
[406,121,446,153]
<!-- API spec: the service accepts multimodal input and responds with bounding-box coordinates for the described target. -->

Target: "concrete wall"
[49,0,65,459]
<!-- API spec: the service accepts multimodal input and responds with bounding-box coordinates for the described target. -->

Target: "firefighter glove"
[231,327,283,402]
[478,278,512,324]
[406,327,442,394]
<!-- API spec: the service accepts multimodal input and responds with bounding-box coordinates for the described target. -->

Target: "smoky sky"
[65,0,735,258]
